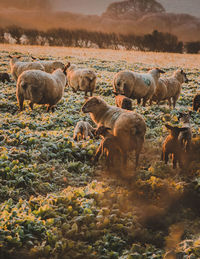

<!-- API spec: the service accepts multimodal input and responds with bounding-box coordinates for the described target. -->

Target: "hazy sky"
[52,0,200,17]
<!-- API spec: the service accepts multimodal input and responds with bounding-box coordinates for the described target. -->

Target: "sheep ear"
[17,56,21,59]
[180,69,183,74]
[157,68,165,74]
[8,55,12,59]
[165,124,173,130]
[124,83,131,97]
[105,127,112,131]
[31,56,36,60]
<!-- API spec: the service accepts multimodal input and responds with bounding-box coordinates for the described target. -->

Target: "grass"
[0,44,200,259]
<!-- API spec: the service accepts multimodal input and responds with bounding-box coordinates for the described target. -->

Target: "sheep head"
[149,68,165,80]
[165,124,188,138]
[174,69,189,83]
[95,125,112,137]
[82,96,105,113]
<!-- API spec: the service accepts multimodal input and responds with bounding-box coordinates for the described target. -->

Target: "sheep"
[16,65,68,112]
[193,94,200,112]
[31,56,65,73]
[9,55,45,81]
[73,121,95,141]
[113,68,165,107]
[0,72,10,83]
[113,92,133,110]
[150,78,168,105]
[82,96,146,169]
[158,69,188,108]
[66,62,97,96]
[161,124,188,169]
[178,112,192,152]
[93,125,123,172]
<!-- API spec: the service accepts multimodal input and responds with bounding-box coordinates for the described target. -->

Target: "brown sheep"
[82,96,146,169]
[113,92,133,110]
[178,112,192,152]
[161,124,188,169]
[0,72,11,83]
[73,121,95,141]
[193,94,200,112]
[93,126,123,172]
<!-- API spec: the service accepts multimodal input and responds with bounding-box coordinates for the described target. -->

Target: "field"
[0,44,200,259]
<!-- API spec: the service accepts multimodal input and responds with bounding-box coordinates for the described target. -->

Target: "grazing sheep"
[160,69,188,108]
[31,56,65,73]
[16,65,68,112]
[82,96,146,169]
[113,68,165,107]
[161,124,188,169]
[0,72,10,83]
[150,78,167,105]
[66,62,97,96]
[113,92,133,110]
[73,121,95,141]
[193,94,200,112]
[9,55,45,81]
[93,125,123,172]
[178,112,192,152]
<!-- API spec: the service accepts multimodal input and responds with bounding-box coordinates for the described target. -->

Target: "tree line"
[0,26,199,54]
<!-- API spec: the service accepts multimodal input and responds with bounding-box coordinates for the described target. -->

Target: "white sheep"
[150,78,168,105]
[82,96,146,169]
[66,62,97,96]
[9,55,45,81]
[113,68,165,106]
[155,69,189,108]
[31,57,65,73]
[73,121,95,141]
[16,66,68,112]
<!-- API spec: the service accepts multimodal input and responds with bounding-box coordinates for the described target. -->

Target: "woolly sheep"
[32,57,65,73]
[159,69,188,108]
[93,125,123,172]
[82,96,146,169]
[73,121,95,141]
[16,66,68,112]
[9,55,45,81]
[178,112,192,152]
[66,62,97,96]
[113,68,165,107]
[150,78,167,105]
[161,124,187,169]
[113,92,133,110]
[193,94,200,112]
[0,72,10,83]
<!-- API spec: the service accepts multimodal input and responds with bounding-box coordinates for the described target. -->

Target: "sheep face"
[165,124,188,138]
[174,70,189,84]
[82,97,102,113]
[94,126,111,138]
[193,94,200,111]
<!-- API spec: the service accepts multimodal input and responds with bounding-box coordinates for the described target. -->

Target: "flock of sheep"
[1,55,200,174]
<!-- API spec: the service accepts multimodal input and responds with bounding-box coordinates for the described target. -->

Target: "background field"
[0,44,200,259]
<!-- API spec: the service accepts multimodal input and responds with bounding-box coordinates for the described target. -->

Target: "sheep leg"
[29,102,34,110]
[46,105,51,112]
[90,91,93,97]
[85,91,88,97]
[168,98,172,108]
[137,98,141,105]
[164,152,169,164]
[18,95,24,111]
[172,96,178,108]
[93,143,102,164]
[142,98,147,107]
[172,154,177,169]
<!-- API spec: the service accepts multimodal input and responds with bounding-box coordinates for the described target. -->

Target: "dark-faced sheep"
[113,68,165,107]
[161,124,188,169]
[93,125,123,172]
[16,66,68,112]
[0,72,10,83]
[193,94,200,112]
[66,62,96,96]
[113,92,133,110]
[73,121,95,141]
[82,96,146,169]
[178,112,192,152]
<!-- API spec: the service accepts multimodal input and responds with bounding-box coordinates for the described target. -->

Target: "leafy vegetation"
[0,48,200,259]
